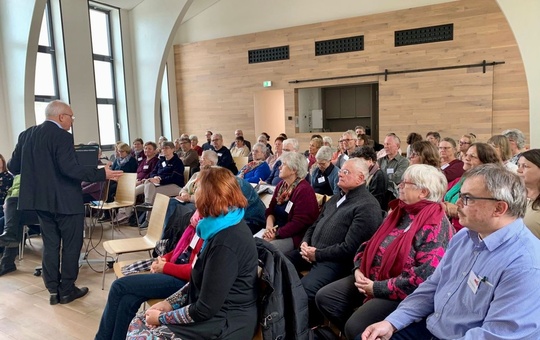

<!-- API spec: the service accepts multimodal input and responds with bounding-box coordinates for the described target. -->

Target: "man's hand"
[362,321,395,340]
[104,163,123,181]
[300,242,316,263]
[444,201,458,218]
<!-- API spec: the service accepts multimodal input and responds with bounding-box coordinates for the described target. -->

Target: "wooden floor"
[0,220,149,340]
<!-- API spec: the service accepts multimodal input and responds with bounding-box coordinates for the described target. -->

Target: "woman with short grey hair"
[310,146,340,196]
[263,152,319,253]
[237,142,271,183]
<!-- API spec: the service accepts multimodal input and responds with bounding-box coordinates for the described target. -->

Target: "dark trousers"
[316,274,400,339]
[96,273,186,340]
[1,197,25,269]
[391,319,438,340]
[37,210,84,296]
[286,249,351,325]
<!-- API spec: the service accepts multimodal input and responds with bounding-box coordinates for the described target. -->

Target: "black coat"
[256,238,309,340]
[8,121,106,214]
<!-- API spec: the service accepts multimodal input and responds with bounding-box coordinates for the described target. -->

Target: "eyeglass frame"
[458,192,500,206]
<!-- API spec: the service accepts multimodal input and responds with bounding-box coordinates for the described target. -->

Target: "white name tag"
[317,177,326,183]
[138,157,143,161]
[285,201,293,213]
[190,234,200,249]
[143,165,149,170]
[162,161,167,167]
[343,154,349,161]
[217,153,223,157]
[387,168,394,174]
[467,270,480,294]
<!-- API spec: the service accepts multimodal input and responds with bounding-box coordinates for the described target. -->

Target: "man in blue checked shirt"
[362,164,540,340]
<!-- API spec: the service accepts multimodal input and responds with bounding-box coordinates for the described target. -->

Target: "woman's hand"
[179,192,191,202]
[149,177,160,184]
[444,201,458,218]
[145,309,161,327]
[263,226,276,241]
[150,256,167,273]
[148,300,173,313]
[355,275,375,297]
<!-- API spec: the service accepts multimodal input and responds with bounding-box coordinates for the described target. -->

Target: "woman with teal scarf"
[443,143,501,231]
[126,166,259,340]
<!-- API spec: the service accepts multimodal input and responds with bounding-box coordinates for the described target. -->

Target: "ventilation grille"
[315,36,364,56]
[248,46,289,64]
[395,24,453,47]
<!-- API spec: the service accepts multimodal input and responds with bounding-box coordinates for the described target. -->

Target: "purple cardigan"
[265,179,319,248]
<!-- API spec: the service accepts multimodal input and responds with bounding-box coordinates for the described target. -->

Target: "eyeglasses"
[61,113,75,120]
[409,152,419,158]
[341,139,352,143]
[438,147,452,150]
[458,192,500,206]
[459,141,471,145]
[338,169,352,175]
[398,181,417,188]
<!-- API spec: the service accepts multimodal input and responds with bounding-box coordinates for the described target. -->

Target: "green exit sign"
[263,81,272,87]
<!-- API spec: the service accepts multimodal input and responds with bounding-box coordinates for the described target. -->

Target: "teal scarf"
[444,177,464,204]
[196,208,245,249]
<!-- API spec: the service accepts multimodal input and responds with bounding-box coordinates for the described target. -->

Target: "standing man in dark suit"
[8,100,123,305]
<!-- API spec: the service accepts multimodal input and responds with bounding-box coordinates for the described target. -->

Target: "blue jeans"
[95,273,186,340]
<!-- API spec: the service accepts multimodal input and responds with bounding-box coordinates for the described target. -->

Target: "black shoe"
[97,215,111,222]
[0,266,16,276]
[136,202,153,210]
[50,293,59,305]
[0,233,19,248]
[59,286,89,304]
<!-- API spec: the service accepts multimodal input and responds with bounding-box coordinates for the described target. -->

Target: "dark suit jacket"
[8,121,106,215]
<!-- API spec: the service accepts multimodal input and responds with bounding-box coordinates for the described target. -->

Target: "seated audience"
[137,141,185,219]
[135,142,159,186]
[378,133,410,203]
[285,158,383,324]
[331,138,346,165]
[95,213,204,340]
[336,130,357,168]
[210,133,238,174]
[408,141,440,168]
[439,137,464,182]
[350,146,388,210]
[307,137,323,169]
[310,146,340,196]
[265,138,299,186]
[425,131,440,147]
[488,134,518,172]
[237,143,271,183]
[405,132,423,159]
[111,142,138,173]
[363,164,540,340]
[260,132,273,155]
[201,130,212,151]
[502,128,527,164]
[457,133,476,161]
[230,136,250,157]
[229,129,251,150]
[356,134,370,148]
[189,135,202,156]
[316,164,453,339]
[126,167,259,340]
[265,136,285,169]
[131,138,145,164]
[517,149,540,238]
[177,137,199,170]
[263,152,318,253]
[443,142,500,231]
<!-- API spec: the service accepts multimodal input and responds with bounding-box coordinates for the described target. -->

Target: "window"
[89,6,119,146]
[34,0,60,124]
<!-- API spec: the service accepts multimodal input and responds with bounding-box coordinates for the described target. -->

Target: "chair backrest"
[259,192,273,208]
[114,173,137,204]
[233,156,249,170]
[145,193,169,243]
[184,166,190,182]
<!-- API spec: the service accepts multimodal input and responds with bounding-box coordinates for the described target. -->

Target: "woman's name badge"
[138,157,143,161]
[317,177,326,183]
[285,201,293,213]
[190,234,200,249]
[143,165,149,170]
[162,161,167,167]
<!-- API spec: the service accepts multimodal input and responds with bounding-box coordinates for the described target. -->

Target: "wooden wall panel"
[174,0,528,150]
